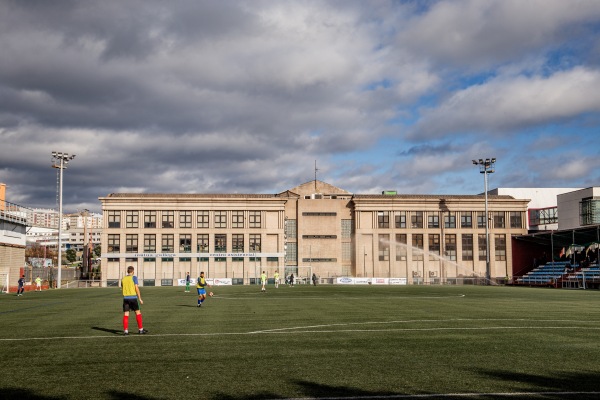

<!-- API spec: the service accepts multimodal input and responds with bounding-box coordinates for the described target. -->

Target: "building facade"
[99,180,529,286]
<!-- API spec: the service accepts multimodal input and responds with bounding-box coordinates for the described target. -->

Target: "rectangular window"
[286,242,297,265]
[126,211,139,228]
[215,211,227,229]
[215,234,227,252]
[378,234,390,261]
[232,211,244,228]
[197,211,209,228]
[445,234,457,261]
[286,219,297,239]
[144,211,156,228]
[580,198,600,225]
[162,211,174,229]
[529,207,558,227]
[460,212,472,228]
[179,234,192,253]
[341,219,352,239]
[108,211,121,228]
[161,234,174,252]
[510,212,522,229]
[411,212,423,229]
[477,211,486,229]
[462,234,473,261]
[444,214,456,229]
[126,234,138,253]
[377,211,390,228]
[495,234,506,261]
[428,214,439,229]
[395,211,406,229]
[197,234,209,262]
[249,211,261,228]
[108,234,120,252]
[395,234,407,261]
[478,234,487,261]
[232,234,244,252]
[249,234,261,261]
[412,234,423,261]
[493,212,505,229]
[342,242,352,262]
[179,211,192,228]
[428,234,440,260]
[144,234,156,252]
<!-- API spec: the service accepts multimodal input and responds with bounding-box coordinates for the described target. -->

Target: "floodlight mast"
[472,158,496,284]
[52,152,76,289]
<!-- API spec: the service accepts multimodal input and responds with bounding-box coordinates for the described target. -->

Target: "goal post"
[0,273,8,294]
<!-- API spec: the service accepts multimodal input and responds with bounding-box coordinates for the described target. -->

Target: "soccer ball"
[209,291,214,297]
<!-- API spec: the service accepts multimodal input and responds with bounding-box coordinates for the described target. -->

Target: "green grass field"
[2,284,600,399]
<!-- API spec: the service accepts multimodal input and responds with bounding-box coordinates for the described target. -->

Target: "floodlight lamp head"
[478,159,483,164]
[491,158,496,163]
[472,160,477,165]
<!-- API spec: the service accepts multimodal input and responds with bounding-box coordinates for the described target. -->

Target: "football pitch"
[2,284,600,400]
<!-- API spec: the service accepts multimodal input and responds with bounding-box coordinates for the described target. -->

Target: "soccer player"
[185,272,190,293]
[121,266,148,335]
[196,271,211,307]
[261,271,267,292]
[35,275,42,291]
[17,275,25,296]
[274,270,280,288]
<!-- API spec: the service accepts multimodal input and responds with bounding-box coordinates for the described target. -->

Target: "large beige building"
[99,180,529,286]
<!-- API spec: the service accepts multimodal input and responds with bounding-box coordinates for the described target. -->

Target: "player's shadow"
[179,304,200,307]
[91,326,122,334]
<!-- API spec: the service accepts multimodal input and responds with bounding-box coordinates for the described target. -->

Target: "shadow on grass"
[105,390,162,400]
[178,304,199,307]
[476,368,600,394]
[0,388,67,399]
[91,326,122,334]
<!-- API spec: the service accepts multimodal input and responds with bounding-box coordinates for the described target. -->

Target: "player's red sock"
[136,313,143,329]
[123,315,129,331]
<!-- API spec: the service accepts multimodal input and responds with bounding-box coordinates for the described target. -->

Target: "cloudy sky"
[1,0,600,214]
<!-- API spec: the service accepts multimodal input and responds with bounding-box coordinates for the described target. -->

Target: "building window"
[179,211,192,228]
[286,219,297,239]
[108,234,120,252]
[429,234,440,260]
[249,234,261,261]
[428,214,439,229]
[215,234,227,252]
[144,211,156,228]
[215,211,227,229]
[249,211,261,228]
[412,234,423,261]
[395,211,406,229]
[108,211,121,228]
[478,234,487,261]
[493,212,505,229]
[162,211,174,229]
[197,234,209,262]
[126,211,139,228]
[495,234,506,261]
[395,234,407,261]
[161,234,174,252]
[462,234,473,261]
[529,207,557,227]
[510,212,522,229]
[460,212,472,228]
[232,234,244,252]
[477,212,486,229]
[342,242,352,262]
[445,234,457,261]
[378,211,390,229]
[580,198,600,226]
[444,214,456,229]
[378,234,390,261]
[126,234,138,253]
[411,212,423,229]
[286,242,297,265]
[144,234,156,252]
[341,220,352,239]
[232,211,244,228]
[179,234,192,253]
[197,211,209,228]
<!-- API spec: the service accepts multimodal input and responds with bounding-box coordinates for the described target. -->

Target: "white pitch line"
[2,323,600,342]
[268,391,600,399]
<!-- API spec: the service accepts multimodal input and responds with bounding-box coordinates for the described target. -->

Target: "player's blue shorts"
[197,288,206,296]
